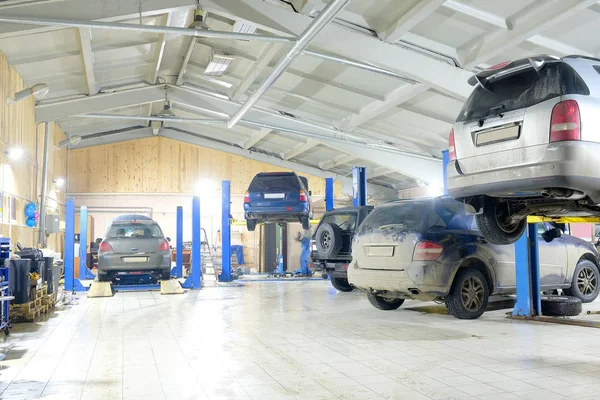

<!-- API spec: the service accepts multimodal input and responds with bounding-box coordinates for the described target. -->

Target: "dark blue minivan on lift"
[244,172,312,231]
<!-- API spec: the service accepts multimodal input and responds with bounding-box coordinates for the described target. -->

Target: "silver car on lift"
[97,215,171,282]
[447,55,600,244]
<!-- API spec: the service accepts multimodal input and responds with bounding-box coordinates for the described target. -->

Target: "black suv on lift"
[312,206,373,291]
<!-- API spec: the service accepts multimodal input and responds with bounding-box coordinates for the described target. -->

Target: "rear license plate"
[122,257,148,263]
[365,246,395,257]
[475,124,520,146]
[264,193,285,199]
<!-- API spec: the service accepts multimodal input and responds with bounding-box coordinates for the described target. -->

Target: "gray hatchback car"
[97,215,171,282]
[448,55,600,244]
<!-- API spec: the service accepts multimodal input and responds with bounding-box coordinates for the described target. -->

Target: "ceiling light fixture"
[232,21,257,35]
[54,178,65,188]
[204,50,234,77]
[7,83,50,104]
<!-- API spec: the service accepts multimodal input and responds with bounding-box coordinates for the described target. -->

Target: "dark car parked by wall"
[312,206,373,292]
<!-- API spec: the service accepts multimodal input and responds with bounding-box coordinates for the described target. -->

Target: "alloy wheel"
[577,266,597,296]
[461,276,484,311]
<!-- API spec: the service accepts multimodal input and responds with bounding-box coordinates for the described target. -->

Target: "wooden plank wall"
[68,136,342,195]
[0,52,67,251]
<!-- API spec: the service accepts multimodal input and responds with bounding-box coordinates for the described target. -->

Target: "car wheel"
[367,291,404,310]
[246,219,257,231]
[98,272,112,282]
[475,197,527,245]
[315,223,343,258]
[541,295,582,316]
[161,269,171,281]
[330,276,353,292]
[301,217,310,230]
[563,260,600,303]
[446,268,489,319]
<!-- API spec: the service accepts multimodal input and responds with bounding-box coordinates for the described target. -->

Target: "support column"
[79,206,87,280]
[325,177,334,211]
[352,167,367,207]
[174,206,183,278]
[512,224,541,317]
[38,121,51,247]
[185,195,202,289]
[64,198,75,292]
[220,180,232,282]
[442,149,449,196]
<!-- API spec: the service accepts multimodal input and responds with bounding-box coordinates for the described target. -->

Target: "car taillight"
[244,191,250,204]
[99,241,113,252]
[413,241,443,261]
[550,100,580,142]
[486,60,511,71]
[299,190,308,202]
[159,240,169,251]
[448,128,456,161]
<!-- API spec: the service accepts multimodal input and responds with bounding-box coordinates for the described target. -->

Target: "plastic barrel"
[9,260,31,304]
[44,257,54,294]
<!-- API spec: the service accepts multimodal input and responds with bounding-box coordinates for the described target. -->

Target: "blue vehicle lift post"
[220,181,232,282]
[182,196,202,289]
[352,167,367,207]
[442,150,449,196]
[325,177,334,211]
[173,206,183,279]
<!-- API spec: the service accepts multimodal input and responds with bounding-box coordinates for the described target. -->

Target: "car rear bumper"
[448,141,600,203]
[315,261,349,278]
[245,205,310,220]
[98,253,170,273]
[348,260,452,299]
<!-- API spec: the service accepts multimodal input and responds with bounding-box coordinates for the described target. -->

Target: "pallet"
[10,285,55,323]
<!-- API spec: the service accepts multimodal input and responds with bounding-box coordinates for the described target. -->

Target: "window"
[359,202,429,234]
[321,213,357,231]
[249,174,300,191]
[458,62,589,123]
[107,223,163,238]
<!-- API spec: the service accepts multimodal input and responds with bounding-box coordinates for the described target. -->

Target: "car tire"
[98,272,112,282]
[246,219,257,231]
[161,269,171,281]
[475,197,527,245]
[446,268,489,319]
[563,259,600,303]
[315,223,343,258]
[330,276,353,292]
[367,291,405,310]
[541,295,582,316]
[301,217,310,230]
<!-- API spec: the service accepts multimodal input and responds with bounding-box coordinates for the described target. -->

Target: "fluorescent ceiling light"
[232,21,257,34]
[204,53,234,77]
[57,135,82,148]
[7,83,49,104]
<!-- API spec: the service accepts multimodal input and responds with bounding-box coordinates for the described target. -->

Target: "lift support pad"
[87,281,114,298]
[160,279,184,295]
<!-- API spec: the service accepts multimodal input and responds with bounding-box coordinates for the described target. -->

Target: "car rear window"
[321,213,358,232]
[457,62,589,122]
[107,223,163,238]
[358,201,429,234]
[430,199,472,231]
[249,174,300,191]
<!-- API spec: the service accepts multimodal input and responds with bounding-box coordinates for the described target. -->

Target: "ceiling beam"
[460,0,597,69]
[242,128,273,149]
[42,84,442,184]
[74,126,154,148]
[149,13,173,85]
[77,28,96,95]
[339,83,429,131]
[200,0,473,100]
[379,0,446,43]
[232,42,284,101]
[442,0,508,29]
[0,0,195,38]
[35,85,165,122]
[280,139,317,160]
[176,38,197,86]
[369,167,392,179]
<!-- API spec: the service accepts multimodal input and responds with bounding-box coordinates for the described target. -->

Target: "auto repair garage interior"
[1,0,600,399]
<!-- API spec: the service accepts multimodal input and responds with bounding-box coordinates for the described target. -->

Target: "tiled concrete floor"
[1,281,600,400]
